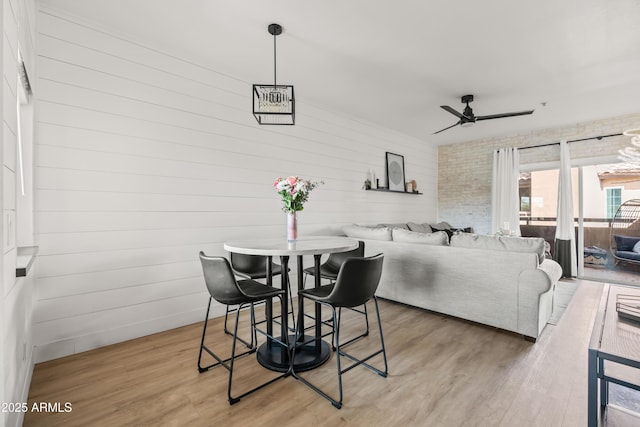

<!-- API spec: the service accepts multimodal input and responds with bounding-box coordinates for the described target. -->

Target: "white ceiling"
[39,0,640,145]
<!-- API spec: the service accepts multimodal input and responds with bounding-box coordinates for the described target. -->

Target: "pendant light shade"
[253,23,295,125]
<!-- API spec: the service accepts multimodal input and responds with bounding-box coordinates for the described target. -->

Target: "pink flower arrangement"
[273,176,323,213]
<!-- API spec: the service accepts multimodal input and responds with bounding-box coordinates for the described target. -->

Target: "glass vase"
[287,211,298,242]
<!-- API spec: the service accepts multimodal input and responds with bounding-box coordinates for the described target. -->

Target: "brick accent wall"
[438,113,640,234]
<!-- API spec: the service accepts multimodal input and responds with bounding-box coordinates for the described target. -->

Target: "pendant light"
[253,23,295,125]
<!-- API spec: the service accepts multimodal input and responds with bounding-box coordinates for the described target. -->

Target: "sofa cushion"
[343,224,392,241]
[392,229,448,245]
[450,233,545,263]
[407,222,432,233]
[616,250,640,261]
[614,234,640,251]
[378,223,409,230]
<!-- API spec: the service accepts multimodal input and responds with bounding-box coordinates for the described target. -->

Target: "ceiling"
[39,0,640,145]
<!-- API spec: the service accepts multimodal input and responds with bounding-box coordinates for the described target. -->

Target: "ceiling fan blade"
[475,110,535,121]
[433,121,461,135]
[440,105,465,119]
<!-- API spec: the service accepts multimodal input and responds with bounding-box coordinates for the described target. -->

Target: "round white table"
[224,236,359,372]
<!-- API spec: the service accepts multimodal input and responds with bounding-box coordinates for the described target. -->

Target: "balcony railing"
[519,217,613,226]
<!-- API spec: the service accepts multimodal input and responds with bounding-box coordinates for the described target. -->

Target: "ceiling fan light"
[435,94,533,134]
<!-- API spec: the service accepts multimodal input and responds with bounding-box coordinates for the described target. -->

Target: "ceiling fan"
[434,94,534,134]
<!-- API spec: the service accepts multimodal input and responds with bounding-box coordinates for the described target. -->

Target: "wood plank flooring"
[23,279,630,426]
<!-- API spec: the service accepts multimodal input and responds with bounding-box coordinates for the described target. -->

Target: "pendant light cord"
[273,31,277,87]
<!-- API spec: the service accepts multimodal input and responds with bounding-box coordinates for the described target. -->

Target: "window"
[16,51,34,247]
[606,187,622,219]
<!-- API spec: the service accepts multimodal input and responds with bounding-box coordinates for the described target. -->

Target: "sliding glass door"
[579,163,640,285]
[520,161,640,285]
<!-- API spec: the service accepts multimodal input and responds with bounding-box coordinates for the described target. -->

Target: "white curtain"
[491,147,521,236]
[554,140,577,277]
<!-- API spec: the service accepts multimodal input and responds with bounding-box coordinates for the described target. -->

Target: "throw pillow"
[392,229,448,245]
[431,227,454,240]
[378,223,410,230]
[431,227,472,241]
[450,233,546,263]
[633,240,640,253]
[343,224,393,241]
[543,241,551,259]
[407,222,432,233]
[614,234,640,252]
[429,221,453,230]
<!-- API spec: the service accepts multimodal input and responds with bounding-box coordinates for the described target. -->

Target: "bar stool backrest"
[325,240,365,272]
[199,252,244,305]
[325,253,384,308]
[230,252,270,278]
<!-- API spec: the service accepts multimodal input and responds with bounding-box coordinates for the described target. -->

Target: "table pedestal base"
[257,335,331,373]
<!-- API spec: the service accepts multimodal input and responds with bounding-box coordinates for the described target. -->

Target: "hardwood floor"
[23,279,628,426]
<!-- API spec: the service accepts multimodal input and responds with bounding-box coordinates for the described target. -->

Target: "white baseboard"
[34,305,225,363]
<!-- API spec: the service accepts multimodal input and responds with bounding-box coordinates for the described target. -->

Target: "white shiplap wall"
[3,0,36,426]
[33,7,437,362]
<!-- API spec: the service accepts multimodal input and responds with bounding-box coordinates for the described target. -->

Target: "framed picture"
[386,152,406,192]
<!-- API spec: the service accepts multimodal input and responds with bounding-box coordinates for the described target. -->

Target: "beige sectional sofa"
[343,224,563,341]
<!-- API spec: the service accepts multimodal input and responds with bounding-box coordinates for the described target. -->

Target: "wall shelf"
[365,188,422,195]
[16,246,38,277]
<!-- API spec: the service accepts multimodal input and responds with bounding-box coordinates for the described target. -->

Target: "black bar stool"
[226,253,295,347]
[292,253,388,409]
[302,241,369,347]
[197,252,288,404]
